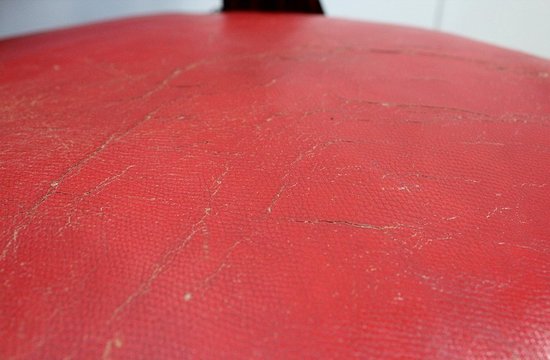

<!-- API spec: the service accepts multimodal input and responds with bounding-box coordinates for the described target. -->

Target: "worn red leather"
[1,13,549,359]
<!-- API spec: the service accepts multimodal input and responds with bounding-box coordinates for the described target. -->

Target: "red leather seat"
[1,13,549,359]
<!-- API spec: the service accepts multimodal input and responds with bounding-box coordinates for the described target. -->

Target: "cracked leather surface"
[1,13,549,359]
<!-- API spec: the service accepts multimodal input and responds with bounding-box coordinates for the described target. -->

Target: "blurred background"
[0,0,549,59]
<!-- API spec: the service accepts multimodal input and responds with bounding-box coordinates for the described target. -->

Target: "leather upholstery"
[1,13,549,359]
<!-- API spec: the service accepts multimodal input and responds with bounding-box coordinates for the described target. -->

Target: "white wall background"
[0,0,549,59]
[323,0,550,59]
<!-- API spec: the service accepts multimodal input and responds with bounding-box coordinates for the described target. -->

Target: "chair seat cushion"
[1,13,549,359]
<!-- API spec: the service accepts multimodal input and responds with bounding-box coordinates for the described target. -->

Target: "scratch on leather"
[140,68,182,99]
[486,207,512,219]
[266,140,349,214]
[291,219,405,231]
[57,165,136,234]
[102,334,123,360]
[339,96,490,118]
[109,166,229,322]
[266,182,296,214]
[139,60,209,99]
[210,163,230,198]
[337,46,539,75]
[81,165,137,199]
[1,108,159,261]
[199,239,243,295]
[109,214,207,323]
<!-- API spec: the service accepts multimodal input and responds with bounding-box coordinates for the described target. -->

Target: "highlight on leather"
[1,13,549,359]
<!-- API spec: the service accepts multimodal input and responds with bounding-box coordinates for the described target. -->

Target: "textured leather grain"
[1,13,549,359]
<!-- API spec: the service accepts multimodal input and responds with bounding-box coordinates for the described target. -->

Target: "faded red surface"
[1,13,549,359]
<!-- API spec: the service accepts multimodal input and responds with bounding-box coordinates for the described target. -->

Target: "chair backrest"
[223,0,324,14]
